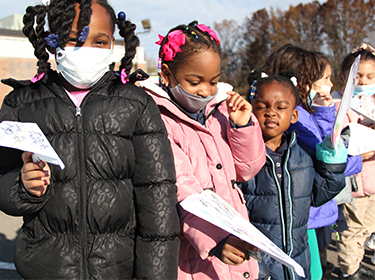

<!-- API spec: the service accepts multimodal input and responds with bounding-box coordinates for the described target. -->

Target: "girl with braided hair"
[139,21,266,280]
[0,1,180,279]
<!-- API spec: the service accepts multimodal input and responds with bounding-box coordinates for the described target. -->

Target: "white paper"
[331,55,361,151]
[350,94,375,127]
[0,121,65,169]
[180,190,306,278]
[347,122,375,156]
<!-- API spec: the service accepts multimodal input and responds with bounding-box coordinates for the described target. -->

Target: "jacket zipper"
[267,154,287,251]
[284,134,295,280]
[76,106,88,279]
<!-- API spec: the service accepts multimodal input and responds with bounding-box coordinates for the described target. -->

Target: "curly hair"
[262,44,326,113]
[22,0,139,76]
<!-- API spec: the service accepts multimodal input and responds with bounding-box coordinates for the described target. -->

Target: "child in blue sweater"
[240,69,347,280]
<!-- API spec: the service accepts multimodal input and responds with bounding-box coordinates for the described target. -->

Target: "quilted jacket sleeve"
[0,92,52,216]
[311,136,347,207]
[131,95,180,280]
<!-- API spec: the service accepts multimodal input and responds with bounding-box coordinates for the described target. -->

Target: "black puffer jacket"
[0,70,180,279]
[239,131,346,280]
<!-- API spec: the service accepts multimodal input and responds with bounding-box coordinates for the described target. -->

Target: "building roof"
[0,14,23,31]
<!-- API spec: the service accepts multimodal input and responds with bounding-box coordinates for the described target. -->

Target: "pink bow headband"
[156,30,186,61]
[196,24,220,44]
[156,24,220,62]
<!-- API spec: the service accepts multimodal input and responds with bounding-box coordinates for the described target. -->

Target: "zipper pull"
[76,107,82,117]
[231,180,236,189]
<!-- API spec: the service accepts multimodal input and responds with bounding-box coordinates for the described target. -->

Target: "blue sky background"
[0,0,314,59]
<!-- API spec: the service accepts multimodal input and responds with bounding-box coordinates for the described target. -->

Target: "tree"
[320,0,375,81]
[242,9,271,73]
[268,1,323,50]
[214,19,245,92]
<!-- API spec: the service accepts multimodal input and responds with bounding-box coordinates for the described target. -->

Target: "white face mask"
[56,46,113,89]
[169,83,217,113]
[314,82,332,94]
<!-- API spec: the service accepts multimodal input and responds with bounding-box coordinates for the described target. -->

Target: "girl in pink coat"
[139,21,266,280]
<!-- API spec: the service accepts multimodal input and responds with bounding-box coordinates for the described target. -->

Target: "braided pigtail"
[22,5,50,74]
[51,0,77,48]
[35,6,50,73]
[77,0,92,42]
[117,16,140,77]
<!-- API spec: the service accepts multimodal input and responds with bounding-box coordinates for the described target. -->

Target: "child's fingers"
[21,151,34,164]
[221,251,245,266]
[21,168,50,182]
[361,151,375,161]
[25,184,49,197]
[221,236,251,265]
[21,174,50,197]
[21,157,50,197]
[227,92,251,111]
[242,242,258,253]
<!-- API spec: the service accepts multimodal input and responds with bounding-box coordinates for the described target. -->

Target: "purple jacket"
[288,105,362,228]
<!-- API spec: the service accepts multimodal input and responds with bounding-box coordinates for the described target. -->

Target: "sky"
[0,0,314,60]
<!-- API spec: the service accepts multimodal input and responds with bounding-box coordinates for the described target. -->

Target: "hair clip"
[78,26,89,42]
[351,42,375,56]
[31,72,45,83]
[121,68,129,84]
[156,30,186,61]
[290,76,298,87]
[249,82,257,99]
[191,31,198,39]
[157,57,162,74]
[44,33,59,48]
[157,57,162,86]
[196,24,220,44]
[118,11,126,21]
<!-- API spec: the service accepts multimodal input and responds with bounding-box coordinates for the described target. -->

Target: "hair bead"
[118,11,126,21]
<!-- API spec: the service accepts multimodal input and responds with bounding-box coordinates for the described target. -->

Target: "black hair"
[341,45,375,74]
[247,68,301,108]
[158,20,221,74]
[22,0,139,75]
[261,44,326,113]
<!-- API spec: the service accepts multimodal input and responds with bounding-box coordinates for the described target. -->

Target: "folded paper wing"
[0,121,65,170]
[180,190,305,278]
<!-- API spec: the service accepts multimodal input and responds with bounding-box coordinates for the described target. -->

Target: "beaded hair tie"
[249,72,269,99]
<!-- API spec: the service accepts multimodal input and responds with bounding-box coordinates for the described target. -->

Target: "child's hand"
[361,150,375,161]
[221,236,258,265]
[313,92,333,107]
[21,152,50,197]
[227,91,252,126]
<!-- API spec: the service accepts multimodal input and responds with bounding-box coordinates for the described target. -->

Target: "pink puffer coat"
[140,81,266,280]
